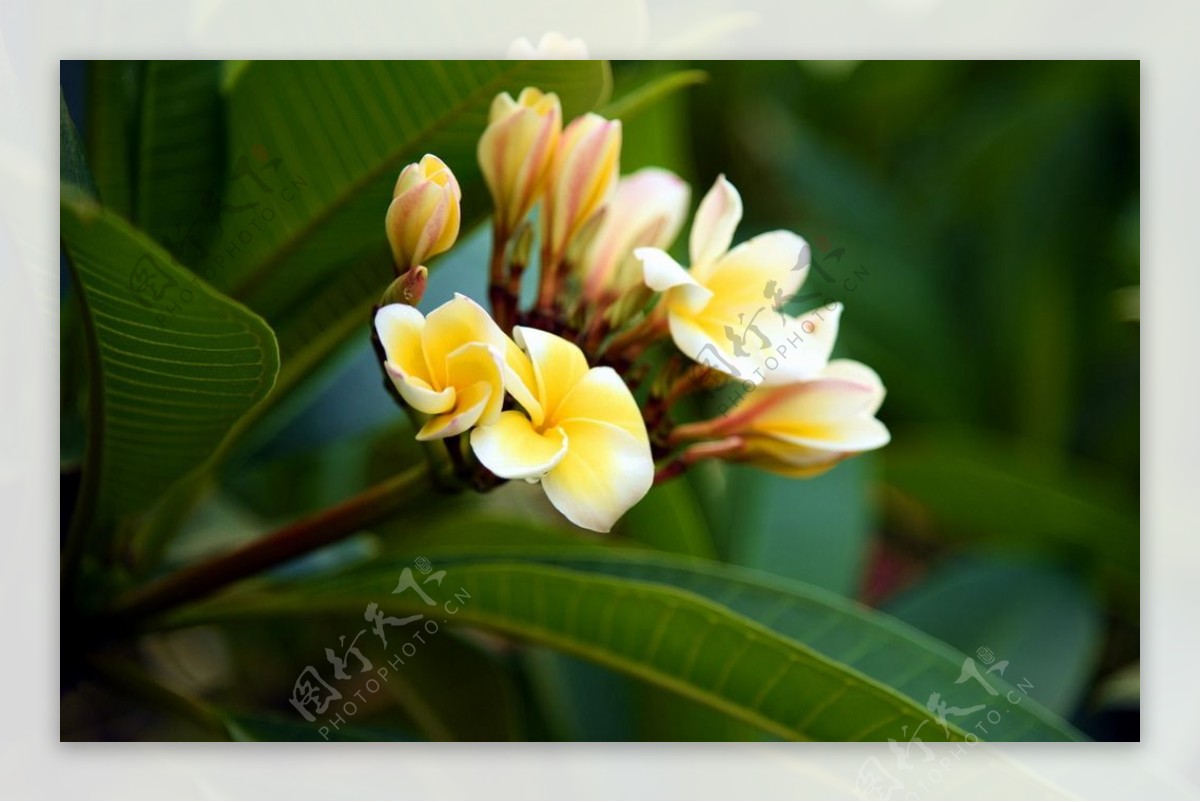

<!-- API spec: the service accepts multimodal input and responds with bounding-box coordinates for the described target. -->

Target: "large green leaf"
[167,547,1083,741]
[60,192,280,534]
[134,61,225,259]
[207,60,609,400]
[884,556,1103,717]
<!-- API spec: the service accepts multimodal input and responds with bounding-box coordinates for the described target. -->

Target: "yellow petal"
[542,420,653,533]
[416,380,493,441]
[821,359,885,414]
[444,342,504,428]
[501,337,545,428]
[469,410,568,480]
[738,434,848,478]
[422,294,507,388]
[543,114,621,265]
[552,366,646,441]
[734,378,890,452]
[688,174,742,271]
[384,362,455,415]
[513,326,589,422]
[374,304,431,383]
[478,91,561,233]
[702,230,810,314]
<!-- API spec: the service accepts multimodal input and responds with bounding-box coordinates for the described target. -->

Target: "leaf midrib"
[227,60,598,303]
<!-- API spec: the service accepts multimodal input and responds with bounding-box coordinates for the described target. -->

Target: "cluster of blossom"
[373,87,889,533]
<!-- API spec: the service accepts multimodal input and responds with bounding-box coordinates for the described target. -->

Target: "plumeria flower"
[470,327,653,532]
[375,294,508,441]
[385,154,462,270]
[580,167,691,304]
[635,175,840,386]
[674,360,890,477]
[477,88,562,237]
[541,113,622,273]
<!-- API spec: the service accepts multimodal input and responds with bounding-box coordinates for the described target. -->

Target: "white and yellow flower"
[541,113,622,272]
[676,360,890,477]
[470,327,652,532]
[580,167,690,303]
[374,294,508,441]
[477,88,563,236]
[385,154,462,270]
[636,175,839,385]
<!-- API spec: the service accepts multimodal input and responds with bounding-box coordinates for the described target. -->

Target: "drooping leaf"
[60,192,280,536]
[168,547,1084,741]
[884,556,1103,717]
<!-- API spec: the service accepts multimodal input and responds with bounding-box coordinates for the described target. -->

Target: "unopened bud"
[381,265,428,307]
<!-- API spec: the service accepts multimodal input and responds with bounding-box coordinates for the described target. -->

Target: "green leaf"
[600,67,707,121]
[169,548,1084,741]
[84,60,141,215]
[884,556,1103,717]
[60,193,280,536]
[882,428,1139,596]
[60,92,96,198]
[207,60,610,404]
[134,61,225,259]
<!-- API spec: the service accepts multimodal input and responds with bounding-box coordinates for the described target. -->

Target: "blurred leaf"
[60,192,279,539]
[84,60,141,215]
[697,458,873,596]
[174,547,1083,741]
[882,428,1138,596]
[884,556,1103,716]
[223,711,416,742]
[60,92,96,198]
[600,67,707,121]
[618,479,716,558]
[135,61,225,260]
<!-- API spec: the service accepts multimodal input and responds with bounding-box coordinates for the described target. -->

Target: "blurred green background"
[61,60,1138,741]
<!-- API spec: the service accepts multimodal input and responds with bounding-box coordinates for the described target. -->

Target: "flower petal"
[384,362,455,415]
[689,174,742,270]
[422,293,507,388]
[445,342,505,428]
[702,230,810,313]
[374,303,431,383]
[501,338,545,427]
[469,411,568,480]
[552,366,647,440]
[416,380,492,441]
[513,326,589,422]
[736,378,890,452]
[738,434,850,478]
[542,420,653,533]
[821,358,885,414]
[636,247,712,314]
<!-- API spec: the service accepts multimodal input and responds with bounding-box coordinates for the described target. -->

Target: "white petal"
[636,247,712,314]
[470,411,569,480]
[541,420,653,533]
[385,362,455,414]
[689,174,742,269]
[821,359,886,414]
[416,380,492,441]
